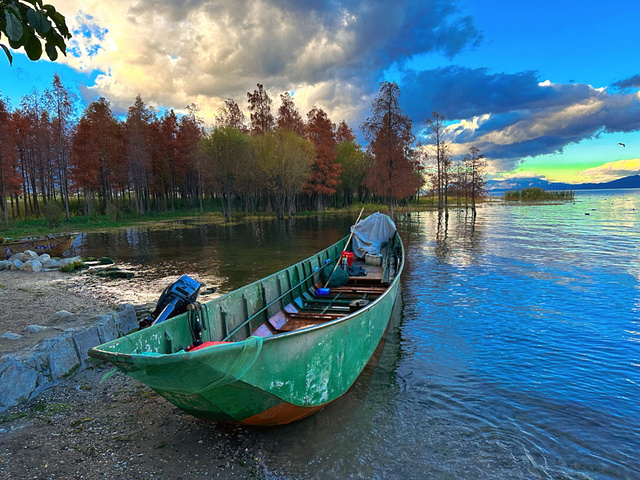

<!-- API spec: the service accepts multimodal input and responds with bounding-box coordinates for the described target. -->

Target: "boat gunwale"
[89,233,404,359]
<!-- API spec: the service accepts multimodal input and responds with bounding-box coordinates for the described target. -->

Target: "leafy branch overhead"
[1,0,71,65]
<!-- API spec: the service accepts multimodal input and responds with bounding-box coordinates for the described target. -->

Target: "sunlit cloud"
[577,158,640,183]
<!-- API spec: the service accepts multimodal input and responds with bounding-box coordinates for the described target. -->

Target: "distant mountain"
[487,174,640,192]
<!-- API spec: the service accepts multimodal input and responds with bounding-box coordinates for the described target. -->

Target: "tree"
[46,73,74,220]
[305,106,341,210]
[361,81,418,218]
[276,92,305,136]
[156,109,181,211]
[424,111,447,209]
[215,98,246,131]
[335,120,355,144]
[335,140,368,206]
[464,145,486,216]
[125,95,154,214]
[70,97,121,215]
[1,0,71,65]
[247,84,274,135]
[0,96,21,223]
[179,103,204,212]
[252,130,314,218]
[200,126,252,218]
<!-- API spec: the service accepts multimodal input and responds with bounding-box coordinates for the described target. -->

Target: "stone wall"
[0,304,137,412]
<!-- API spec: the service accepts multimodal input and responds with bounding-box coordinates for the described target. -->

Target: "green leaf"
[45,29,65,52]
[45,40,57,60]
[1,44,14,65]
[6,11,24,42]
[27,9,51,34]
[24,32,42,60]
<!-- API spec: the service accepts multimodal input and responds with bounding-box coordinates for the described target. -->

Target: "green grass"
[0,209,229,239]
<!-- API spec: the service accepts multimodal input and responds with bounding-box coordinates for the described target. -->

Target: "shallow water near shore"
[75,190,640,479]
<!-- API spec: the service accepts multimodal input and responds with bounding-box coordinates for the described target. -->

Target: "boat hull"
[2,233,78,259]
[89,232,403,425]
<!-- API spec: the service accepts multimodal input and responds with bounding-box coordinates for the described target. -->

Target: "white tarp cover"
[350,212,397,258]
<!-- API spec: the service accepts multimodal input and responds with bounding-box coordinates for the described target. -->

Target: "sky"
[1,0,640,184]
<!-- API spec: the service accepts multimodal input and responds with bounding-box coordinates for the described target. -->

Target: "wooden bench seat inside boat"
[253,258,390,336]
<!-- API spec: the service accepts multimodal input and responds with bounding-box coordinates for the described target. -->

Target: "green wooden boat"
[88,228,403,426]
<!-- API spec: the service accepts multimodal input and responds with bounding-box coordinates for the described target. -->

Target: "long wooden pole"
[323,207,365,288]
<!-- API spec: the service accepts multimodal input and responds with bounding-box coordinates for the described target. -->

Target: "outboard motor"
[139,275,202,329]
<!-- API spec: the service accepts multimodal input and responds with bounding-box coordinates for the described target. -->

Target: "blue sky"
[1,0,639,184]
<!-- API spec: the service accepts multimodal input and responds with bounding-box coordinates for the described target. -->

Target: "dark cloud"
[612,74,640,90]
[399,66,602,121]
[394,66,640,167]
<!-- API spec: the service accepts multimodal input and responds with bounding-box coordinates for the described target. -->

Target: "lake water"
[76,190,640,479]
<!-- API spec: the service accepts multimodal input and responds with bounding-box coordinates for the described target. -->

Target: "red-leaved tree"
[362,81,421,219]
[304,107,341,210]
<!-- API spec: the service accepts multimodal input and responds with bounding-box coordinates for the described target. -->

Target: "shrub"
[43,202,64,228]
[105,202,120,221]
[504,188,574,201]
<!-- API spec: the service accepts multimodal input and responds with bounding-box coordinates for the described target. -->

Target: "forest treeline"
[0,77,487,225]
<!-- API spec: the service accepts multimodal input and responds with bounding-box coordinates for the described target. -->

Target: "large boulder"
[20,259,43,272]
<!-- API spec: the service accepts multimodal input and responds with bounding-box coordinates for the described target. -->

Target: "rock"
[20,259,43,272]
[38,253,51,263]
[0,303,138,413]
[53,310,74,320]
[24,325,47,333]
[43,258,59,269]
[22,250,38,261]
[72,326,101,365]
[59,256,84,272]
[42,334,81,380]
[0,260,8,271]
[0,358,39,409]
[1,332,23,340]
[8,253,22,262]
[10,259,23,270]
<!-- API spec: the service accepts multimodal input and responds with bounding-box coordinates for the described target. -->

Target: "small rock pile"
[0,250,84,273]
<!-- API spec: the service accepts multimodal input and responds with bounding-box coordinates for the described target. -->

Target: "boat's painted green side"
[89,232,403,425]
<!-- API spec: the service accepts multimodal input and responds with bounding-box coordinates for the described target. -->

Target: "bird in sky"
[618,142,626,147]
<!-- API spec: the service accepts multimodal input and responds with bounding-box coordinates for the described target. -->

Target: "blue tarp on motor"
[350,212,397,259]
